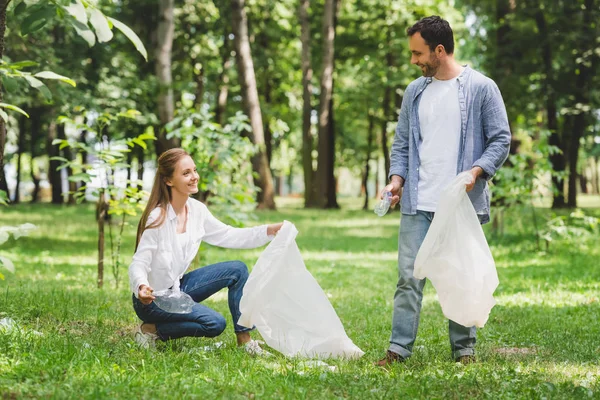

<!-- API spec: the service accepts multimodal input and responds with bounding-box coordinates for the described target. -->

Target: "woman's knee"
[203,314,227,337]
[231,260,249,279]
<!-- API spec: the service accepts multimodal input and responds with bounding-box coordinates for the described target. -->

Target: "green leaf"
[67,17,96,47]
[1,75,18,93]
[68,173,92,183]
[88,7,113,43]
[34,71,76,87]
[63,0,87,24]
[132,138,147,149]
[49,156,69,163]
[0,103,30,118]
[21,6,55,36]
[7,60,39,70]
[13,1,27,16]
[23,75,52,100]
[0,109,8,123]
[107,17,148,61]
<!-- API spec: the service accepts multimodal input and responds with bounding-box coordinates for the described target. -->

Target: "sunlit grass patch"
[0,201,599,398]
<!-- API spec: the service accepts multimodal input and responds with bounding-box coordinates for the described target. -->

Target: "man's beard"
[419,57,440,77]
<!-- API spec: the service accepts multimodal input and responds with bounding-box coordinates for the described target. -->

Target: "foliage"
[539,209,599,251]
[52,109,155,287]
[165,108,258,226]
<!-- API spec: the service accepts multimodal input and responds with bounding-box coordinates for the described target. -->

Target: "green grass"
[1,198,599,399]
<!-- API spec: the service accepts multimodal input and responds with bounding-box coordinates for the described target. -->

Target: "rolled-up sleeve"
[472,82,511,180]
[202,207,271,249]
[128,225,158,297]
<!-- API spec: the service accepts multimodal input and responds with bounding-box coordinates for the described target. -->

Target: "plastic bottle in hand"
[374,191,392,216]
[153,289,195,314]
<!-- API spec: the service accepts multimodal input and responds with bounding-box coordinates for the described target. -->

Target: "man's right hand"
[138,284,155,305]
[382,176,404,207]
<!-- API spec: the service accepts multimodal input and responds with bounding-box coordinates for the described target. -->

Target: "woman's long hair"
[135,148,190,251]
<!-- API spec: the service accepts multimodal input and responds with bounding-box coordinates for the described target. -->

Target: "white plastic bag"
[414,172,499,328]
[239,221,364,359]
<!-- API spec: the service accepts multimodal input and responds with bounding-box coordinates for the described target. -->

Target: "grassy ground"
[0,197,599,399]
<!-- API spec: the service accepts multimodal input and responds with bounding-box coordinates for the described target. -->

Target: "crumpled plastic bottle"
[153,289,195,314]
[374,191,392,217]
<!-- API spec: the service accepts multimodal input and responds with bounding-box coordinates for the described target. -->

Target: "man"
[376,16,510,366]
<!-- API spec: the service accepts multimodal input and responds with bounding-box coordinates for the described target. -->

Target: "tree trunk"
[57,122,76,204]
[299,0,316,207]
[47,120,63,204]
[231,0,276,209]
[136,145,145,191]
[0,1,9,197]
[194,61,205,109]
[14,116,27,203]
[315,0,338,209]
[363,113,375,210]
[97,190,108,289]
[566,0,595,207]
[380,30,393,176]
[29,110,41,203]
[154,0,179,156]
[215,28,231,126]
[533,5,566,208]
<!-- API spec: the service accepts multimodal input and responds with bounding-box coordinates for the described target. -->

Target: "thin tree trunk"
[48,120,63,204]
[215,29,231,126]
[14,116,26,203]
[97,189,108,289]
[126,148,134,183]
[300,0,316,207]
[381,30,393,176]
[567,0,595,207]
[315,0,338,209]
[194,61,204,109]
[325,88,339,208]
[136,145,145,191]
[0,1,9,197]
[231,0,276,209]
[533,5,566,208]
[57,122,76,204]
[154,0,178,156]
[29,110,41,203]
[363,113,375,210]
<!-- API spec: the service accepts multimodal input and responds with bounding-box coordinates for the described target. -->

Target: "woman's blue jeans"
[132,260,253,341]
[389,211,477,359]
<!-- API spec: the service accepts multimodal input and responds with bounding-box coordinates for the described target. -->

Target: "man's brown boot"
[375,350,405,367]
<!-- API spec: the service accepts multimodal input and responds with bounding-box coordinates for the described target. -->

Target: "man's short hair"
[407,16,454,54]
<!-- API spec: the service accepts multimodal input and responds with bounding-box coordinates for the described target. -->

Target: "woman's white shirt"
[128,198,273,296]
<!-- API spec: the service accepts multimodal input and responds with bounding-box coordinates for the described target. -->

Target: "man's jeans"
[389,211,476,359]
[132,260,253,341]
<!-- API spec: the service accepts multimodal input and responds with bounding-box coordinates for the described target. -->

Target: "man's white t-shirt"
[417,75,462,212]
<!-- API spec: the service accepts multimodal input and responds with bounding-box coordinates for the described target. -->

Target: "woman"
[129,148,282,352]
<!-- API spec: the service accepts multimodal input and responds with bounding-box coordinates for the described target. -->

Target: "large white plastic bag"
[414,172,499,328]
[239,221,364,359]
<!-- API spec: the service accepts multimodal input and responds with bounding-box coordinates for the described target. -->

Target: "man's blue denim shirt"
[389,66,511,224]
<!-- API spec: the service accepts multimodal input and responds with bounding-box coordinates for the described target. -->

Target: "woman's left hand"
[267,222,284,236]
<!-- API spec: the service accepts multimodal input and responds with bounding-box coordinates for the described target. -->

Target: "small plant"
[539,209,599,252]
[52,110,155,288]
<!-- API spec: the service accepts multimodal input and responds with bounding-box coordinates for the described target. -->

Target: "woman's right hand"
[138,284,156,305]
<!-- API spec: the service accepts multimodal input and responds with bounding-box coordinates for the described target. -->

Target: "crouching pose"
[129,148,282,353]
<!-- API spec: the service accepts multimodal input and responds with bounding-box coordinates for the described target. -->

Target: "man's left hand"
[466,166,484,192]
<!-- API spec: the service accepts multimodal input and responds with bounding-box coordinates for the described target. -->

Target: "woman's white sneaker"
[134,323,158,349]
[243,339,272,357]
